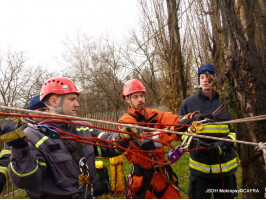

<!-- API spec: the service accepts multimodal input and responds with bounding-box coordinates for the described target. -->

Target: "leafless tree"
[0,50,54,109]
[62,34,127,116]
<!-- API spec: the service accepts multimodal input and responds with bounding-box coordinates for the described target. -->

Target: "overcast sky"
[0,0,139,72]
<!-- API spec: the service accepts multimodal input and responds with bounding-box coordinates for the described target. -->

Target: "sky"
[0,0,139,72]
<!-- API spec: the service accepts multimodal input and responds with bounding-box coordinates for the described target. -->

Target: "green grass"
[3,141,243,199]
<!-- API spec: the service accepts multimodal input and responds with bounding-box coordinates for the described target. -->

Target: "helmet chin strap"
[45,95,66,114]
[128,95,135,112]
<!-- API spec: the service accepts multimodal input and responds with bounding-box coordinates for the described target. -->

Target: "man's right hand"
[120,126,139,140]
[0,117,28,147]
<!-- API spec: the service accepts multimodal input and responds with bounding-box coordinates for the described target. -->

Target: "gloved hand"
[193,113,213,121]
[0,117,28,148]
[178,112,213,126]
[196,140,224,155]
[196,140,213,148]
[120,126,139,140]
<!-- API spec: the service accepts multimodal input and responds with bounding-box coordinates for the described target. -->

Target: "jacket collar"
[128,106,147,117]
[198,88,219,100]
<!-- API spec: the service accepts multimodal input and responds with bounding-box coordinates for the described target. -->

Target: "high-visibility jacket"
[182,124,237,178]
[0,124,28,193]
[118,107,182,199]
[8,120,128,199]
[0,145,10,193]
[179,89,237,178]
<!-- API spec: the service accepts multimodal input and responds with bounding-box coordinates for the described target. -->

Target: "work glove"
[196,140,225,156]
[178,112,213,126]
[120,126,139,140]
[193,113,213,121]
[0,117,28,148]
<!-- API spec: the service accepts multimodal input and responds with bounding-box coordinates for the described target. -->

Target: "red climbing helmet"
[122,79,146,99]
[40,77,79,101]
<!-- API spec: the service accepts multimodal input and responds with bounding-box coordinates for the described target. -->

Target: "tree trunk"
[166,0,187,113]
[217,0,266,198]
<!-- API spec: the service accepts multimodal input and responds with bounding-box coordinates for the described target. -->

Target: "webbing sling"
[63,127,85,164]
[63,139,84,165]
[127,112,158,125]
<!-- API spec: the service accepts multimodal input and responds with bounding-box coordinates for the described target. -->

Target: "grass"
[3,141,243,199]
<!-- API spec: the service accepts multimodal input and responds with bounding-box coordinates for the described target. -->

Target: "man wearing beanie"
[179,64,238,198]
[0,95,48,194]
[27,95,49,123]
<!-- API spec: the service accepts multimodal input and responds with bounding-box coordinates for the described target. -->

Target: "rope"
[0,105,265,147]
[213,115,266,125]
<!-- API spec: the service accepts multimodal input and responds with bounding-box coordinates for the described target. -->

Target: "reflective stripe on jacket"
[0,146,11,181]
[9,120,126,198]
[189,124,237,178]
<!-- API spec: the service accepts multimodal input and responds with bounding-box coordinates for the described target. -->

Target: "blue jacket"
[0,145,10,193]
[9,120,127,198]
[179,89,230,122]
[179,89,237,178]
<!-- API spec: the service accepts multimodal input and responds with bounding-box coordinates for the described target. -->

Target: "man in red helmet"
[0,77,129,199]
[118,79,209,199]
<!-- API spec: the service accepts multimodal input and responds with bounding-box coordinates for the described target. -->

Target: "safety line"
[0,105,265,146]
[213,115,266,125]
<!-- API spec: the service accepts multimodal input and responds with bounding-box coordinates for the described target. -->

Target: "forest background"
[0,0,265,198]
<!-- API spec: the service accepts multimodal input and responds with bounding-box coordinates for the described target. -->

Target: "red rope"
[42,119,177,149]
[0,112,190,129]
[217,155,226,198]
[0,112,192,166]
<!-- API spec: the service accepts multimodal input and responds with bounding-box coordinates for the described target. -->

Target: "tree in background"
[62,35,127,117]
[0,50,54,108]
[213,0,266,198]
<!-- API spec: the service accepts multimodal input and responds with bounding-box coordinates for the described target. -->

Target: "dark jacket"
[179,89,237,178]
[9,120,127,198]
[0,145,10,193]
[0,124,28,193]
[179,89,230,122]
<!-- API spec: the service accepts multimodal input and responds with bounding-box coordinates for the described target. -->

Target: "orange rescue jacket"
[118,107,181,168]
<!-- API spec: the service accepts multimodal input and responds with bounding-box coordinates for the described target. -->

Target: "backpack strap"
[63,126,85,165]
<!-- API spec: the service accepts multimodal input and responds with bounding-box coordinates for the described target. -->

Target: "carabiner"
[79,157,89,173]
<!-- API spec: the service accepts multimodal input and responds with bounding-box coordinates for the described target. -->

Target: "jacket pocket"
[48,152,77,186]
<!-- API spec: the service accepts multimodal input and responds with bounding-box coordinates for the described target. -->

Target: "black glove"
[196,140,213,149]
[178,118,193,125]
[178,112,213,125]
[196,140,224,155]
[0,117,28,148]
[193,113,213,121]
